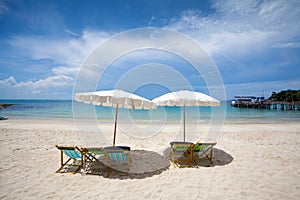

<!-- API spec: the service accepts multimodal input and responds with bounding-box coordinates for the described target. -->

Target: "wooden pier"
[231,101,300,110]
[265,101,300,110]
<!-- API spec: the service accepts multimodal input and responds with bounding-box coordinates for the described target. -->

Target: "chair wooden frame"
[81,147,105,162]
[55,145,84,174]
[105,150,131,177]
[193,142,217,165]
[81,147,106,175]
[170,143,194,168]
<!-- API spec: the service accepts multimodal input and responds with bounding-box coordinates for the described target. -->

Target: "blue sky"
[0,0,299,100]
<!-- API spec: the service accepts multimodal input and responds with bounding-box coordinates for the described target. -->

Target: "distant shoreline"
[1,118,299,127]
[1,100,300,123]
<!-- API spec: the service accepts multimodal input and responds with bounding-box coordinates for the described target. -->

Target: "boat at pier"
[231,96,266,108]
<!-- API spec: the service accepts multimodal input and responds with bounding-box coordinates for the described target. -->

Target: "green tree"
[268,90,300,102]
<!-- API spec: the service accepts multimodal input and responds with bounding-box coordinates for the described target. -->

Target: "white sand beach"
[0,119,299,199]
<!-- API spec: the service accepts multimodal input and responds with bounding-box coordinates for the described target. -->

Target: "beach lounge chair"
[105,148,131,177]
[193,142,217,165]
[170,142,194,168]
[55,145,85,174]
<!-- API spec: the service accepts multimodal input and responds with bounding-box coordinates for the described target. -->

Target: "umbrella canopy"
[74,89,156,146]
[152,90,220,142]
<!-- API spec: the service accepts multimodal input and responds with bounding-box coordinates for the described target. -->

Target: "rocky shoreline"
[0,104,14,109]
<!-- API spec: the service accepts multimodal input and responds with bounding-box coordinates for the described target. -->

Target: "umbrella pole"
[183,104,186,142]
[113,104,119,146]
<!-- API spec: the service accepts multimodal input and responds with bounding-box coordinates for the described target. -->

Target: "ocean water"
[0,99,300,123]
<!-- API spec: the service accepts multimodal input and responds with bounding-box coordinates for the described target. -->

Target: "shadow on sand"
[63,147,233,178]
[84,149,171,179]
[163,147,234,167]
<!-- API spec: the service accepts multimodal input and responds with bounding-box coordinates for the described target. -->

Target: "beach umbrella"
[152,90,220,142]
[74,89,156,146]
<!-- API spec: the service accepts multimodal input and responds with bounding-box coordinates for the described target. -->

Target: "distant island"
[269,89,300,102]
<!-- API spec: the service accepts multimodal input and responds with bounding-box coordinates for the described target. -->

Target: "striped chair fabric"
[107,151,129,161]
[63,149,82,158]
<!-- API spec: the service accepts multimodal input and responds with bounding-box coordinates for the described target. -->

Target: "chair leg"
[107,166,110,178]
[78,155,84,174]
[69,157,82,174]
[56,157,72,173]
[203,147,214,165]
[56,156,82,174]
[209,147,214,165]
[60,150,63,166]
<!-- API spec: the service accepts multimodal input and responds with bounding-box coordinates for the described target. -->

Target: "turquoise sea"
[0,99,300,123]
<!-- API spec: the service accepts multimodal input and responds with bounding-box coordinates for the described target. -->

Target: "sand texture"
[0,119,299,199]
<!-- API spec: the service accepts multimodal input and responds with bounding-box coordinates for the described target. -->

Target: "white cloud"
[32,90,41,94]
[203,30,275,56]
[8,30,110,68]
[0,75,74,98]
[52,66,79,75]
[73,28,226,93]
[167,0,300,56]
[273,42,300,49]
[0,76,17,87]
[149,16,155,26]
[164,0,300,97]
[3,30,111,98]
[14,75,73,89]
[0,3,8,16]
[64,29,80,37]
[4,75,73,89]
